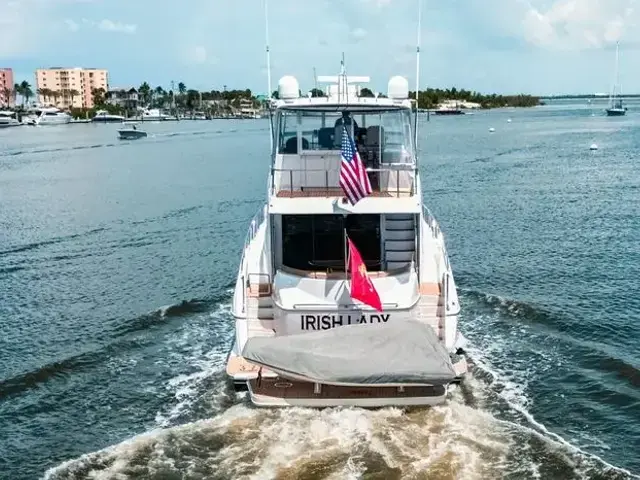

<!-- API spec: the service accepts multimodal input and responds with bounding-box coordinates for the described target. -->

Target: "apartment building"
[0,68,14,107]
[35,67,109,109]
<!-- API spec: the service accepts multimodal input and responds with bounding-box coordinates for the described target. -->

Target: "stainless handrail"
[444,272,450,313]
[422,205,441,239]
[422,206,451,271]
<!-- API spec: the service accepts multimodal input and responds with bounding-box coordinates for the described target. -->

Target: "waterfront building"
[35,67,109,109]
[0,68,14,107]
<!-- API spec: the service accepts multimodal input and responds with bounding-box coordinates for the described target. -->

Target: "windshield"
[276,108,414,163]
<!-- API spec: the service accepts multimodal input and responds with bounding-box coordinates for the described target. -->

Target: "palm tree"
[37,88,47,105]
[178,82,186,95]
[53,90,62,107]
[68,89,80,108]
[59,88,69,108]
[92,87,106,106]
[154,86,165,107]
[20,81,33,107]
[14,83,22,106]
[138,82,151,106]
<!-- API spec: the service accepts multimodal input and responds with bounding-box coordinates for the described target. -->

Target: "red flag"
[347,237,383,312]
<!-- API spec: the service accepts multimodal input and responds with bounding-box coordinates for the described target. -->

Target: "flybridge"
[273,63,411,108]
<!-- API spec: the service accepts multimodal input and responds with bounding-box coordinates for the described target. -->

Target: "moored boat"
[226,65,467,408]
[92,110,125,123]
[28,107,72,125]
[0,110,22,128]
[606,42,627,116]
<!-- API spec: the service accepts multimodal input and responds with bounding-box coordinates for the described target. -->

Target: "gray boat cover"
[241,320,456,386]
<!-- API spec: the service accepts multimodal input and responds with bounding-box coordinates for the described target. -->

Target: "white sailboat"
[606,41,627,116]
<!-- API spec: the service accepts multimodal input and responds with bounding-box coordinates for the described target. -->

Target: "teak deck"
[275,187,412,198]
[249,377,446,399]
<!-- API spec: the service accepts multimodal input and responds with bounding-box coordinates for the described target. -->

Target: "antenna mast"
[264,0,274,150]
[414,0,422,151]
[340,52,347,102]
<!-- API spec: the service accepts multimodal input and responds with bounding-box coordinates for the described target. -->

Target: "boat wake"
[42,294,639,480]
[43,374,635,480]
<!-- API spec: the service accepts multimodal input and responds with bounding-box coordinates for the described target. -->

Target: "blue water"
[0,106,638,479]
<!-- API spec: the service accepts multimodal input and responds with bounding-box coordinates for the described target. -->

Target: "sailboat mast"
[610,41,620,106]
[615,41,620,100]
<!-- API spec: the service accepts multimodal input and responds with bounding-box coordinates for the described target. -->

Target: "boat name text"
[300,314,390,330]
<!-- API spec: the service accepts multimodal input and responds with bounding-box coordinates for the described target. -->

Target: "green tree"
[20,80,33,107]
[138,82,151,105]
[68,89,80,108]
[310,88,325,97]
[91,87,106,106]
[359,87,374,98]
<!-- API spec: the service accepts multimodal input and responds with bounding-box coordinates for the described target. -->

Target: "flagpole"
[344,226,349,282]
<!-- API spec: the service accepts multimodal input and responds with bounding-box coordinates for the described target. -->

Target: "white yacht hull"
[36,115,71,125]
[226,209,468,408]
[0,121,22,128]
[225,68,468,408]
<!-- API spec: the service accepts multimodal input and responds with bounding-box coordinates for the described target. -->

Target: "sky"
[0,0,638,96]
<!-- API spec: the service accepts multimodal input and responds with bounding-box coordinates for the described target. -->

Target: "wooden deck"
[249,377,446,399]
[275,187,412,198]
[226,355,277,378]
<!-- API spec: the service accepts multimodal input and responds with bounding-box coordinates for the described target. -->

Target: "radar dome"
[278,76,300,100]
[387,76,409,100]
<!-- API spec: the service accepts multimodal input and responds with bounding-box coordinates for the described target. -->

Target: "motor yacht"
[0,110,22,128]
[28,107,72,125]
[92,109,125,123]
[225,65,467,408]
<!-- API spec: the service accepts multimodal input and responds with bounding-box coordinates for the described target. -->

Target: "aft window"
[281,214,381,272]
[275,109,414,161]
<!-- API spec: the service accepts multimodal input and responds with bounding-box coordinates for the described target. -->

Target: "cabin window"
[277,111,299,154]
[281,214,381,272]
[275,108,414,162]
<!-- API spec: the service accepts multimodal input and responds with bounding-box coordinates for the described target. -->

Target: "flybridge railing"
[271,164,416,198]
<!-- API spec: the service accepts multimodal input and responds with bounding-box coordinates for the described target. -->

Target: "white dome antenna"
[278,76,299,100]
[388,76,409,100]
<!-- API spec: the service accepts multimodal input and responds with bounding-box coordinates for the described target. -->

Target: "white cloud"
[0,0,103,56]
[519,0,636,50]
[97,19,137,34]
[360,0,391,7]
[184,45,214,65]
[350,27,367,41]
[64,18,79,32]
[0,0,39,56]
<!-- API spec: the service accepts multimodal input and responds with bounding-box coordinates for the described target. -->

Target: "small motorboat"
[117,123,147,140]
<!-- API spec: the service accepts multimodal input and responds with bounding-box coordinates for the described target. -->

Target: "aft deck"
[275,187,412,198]
[248,377,447,407]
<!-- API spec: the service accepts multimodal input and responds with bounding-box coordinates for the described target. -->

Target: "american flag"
[339,126,372,205]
